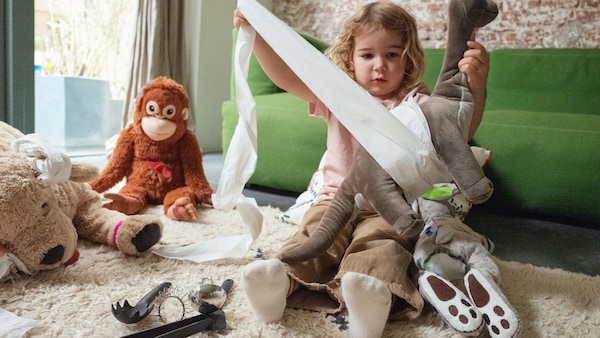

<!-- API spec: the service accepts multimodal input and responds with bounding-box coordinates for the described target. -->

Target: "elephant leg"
[421,99,493,204]
[419,0,498,204]
[435,0,499,99]
[363,176,422,240]
[429,0,500,128]
[279,178,358,264]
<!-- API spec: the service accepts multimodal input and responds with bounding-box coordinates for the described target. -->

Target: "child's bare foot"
[103,193,144,215]
[166,197,198,221]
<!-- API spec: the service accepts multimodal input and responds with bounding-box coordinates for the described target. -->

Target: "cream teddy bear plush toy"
[0,121,163,280]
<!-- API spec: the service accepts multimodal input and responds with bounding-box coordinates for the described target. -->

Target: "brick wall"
[272,0,600,49]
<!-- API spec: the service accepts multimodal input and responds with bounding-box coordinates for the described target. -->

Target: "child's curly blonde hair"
[326,1,425,97]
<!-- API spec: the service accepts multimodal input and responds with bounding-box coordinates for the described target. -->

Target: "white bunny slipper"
[419,271,483,336]
[464,269,522,338]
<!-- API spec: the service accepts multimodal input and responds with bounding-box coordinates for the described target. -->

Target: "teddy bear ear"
[69,162,100,182]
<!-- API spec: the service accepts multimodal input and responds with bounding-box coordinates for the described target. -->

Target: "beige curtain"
[121,0,190,128]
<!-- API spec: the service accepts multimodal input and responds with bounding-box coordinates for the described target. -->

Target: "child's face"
[352,28,407,100]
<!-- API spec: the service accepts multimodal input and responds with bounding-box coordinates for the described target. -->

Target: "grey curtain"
[121,0,189,128]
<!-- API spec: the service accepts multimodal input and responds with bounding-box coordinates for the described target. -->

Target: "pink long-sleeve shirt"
[309,84,430,202]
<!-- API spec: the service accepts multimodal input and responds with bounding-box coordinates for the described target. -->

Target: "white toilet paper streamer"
[11,134,72,186]
[0,308,38,338]
[152,23,263,263]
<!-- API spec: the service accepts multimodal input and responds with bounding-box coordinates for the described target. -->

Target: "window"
[33,0,134,162]
[34,0,133,98]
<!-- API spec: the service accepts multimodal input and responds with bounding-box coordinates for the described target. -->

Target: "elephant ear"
[10,134,72,185]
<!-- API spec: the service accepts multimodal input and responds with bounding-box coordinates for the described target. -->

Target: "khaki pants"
[280,200,424,321]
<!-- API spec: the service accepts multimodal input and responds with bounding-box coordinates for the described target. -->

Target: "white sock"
[240,258,290,322]
[342,272,392,338]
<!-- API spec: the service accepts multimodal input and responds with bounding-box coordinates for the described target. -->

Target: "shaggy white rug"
[1,205,599,338]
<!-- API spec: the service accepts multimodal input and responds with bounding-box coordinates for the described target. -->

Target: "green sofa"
[222,31,600,227]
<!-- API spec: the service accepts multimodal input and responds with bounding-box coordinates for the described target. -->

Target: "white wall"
[185,0,273,153]
[184,0,236,153]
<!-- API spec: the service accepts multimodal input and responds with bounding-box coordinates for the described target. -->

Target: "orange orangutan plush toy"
[90,77,212,221]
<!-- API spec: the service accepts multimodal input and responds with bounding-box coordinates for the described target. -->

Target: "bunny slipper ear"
[10,134,72,185]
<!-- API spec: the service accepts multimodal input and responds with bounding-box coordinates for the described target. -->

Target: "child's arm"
[459,41,489,140]
[233,8,317,103]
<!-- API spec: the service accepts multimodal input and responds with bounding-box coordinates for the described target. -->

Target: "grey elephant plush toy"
[414,185,521,338]
[279,0,498,264]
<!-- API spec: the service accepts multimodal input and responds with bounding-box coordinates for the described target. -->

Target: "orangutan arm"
[89,128,134,193]
[179,131,213,205]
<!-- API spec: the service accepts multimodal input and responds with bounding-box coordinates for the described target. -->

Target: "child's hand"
[233,8,250,29]
[458,41,489,94]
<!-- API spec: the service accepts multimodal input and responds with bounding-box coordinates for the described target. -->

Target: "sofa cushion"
[486,49,600,115]
[473,109,599,225]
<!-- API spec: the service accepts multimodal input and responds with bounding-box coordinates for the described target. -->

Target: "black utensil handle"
[119,310,224,338]
[139,282,172,305]
[153,318,214,338]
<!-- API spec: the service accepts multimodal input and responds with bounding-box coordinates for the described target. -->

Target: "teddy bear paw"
[114,216,163,255]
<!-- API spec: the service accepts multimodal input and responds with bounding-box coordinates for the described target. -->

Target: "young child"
[233,2,490,337]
